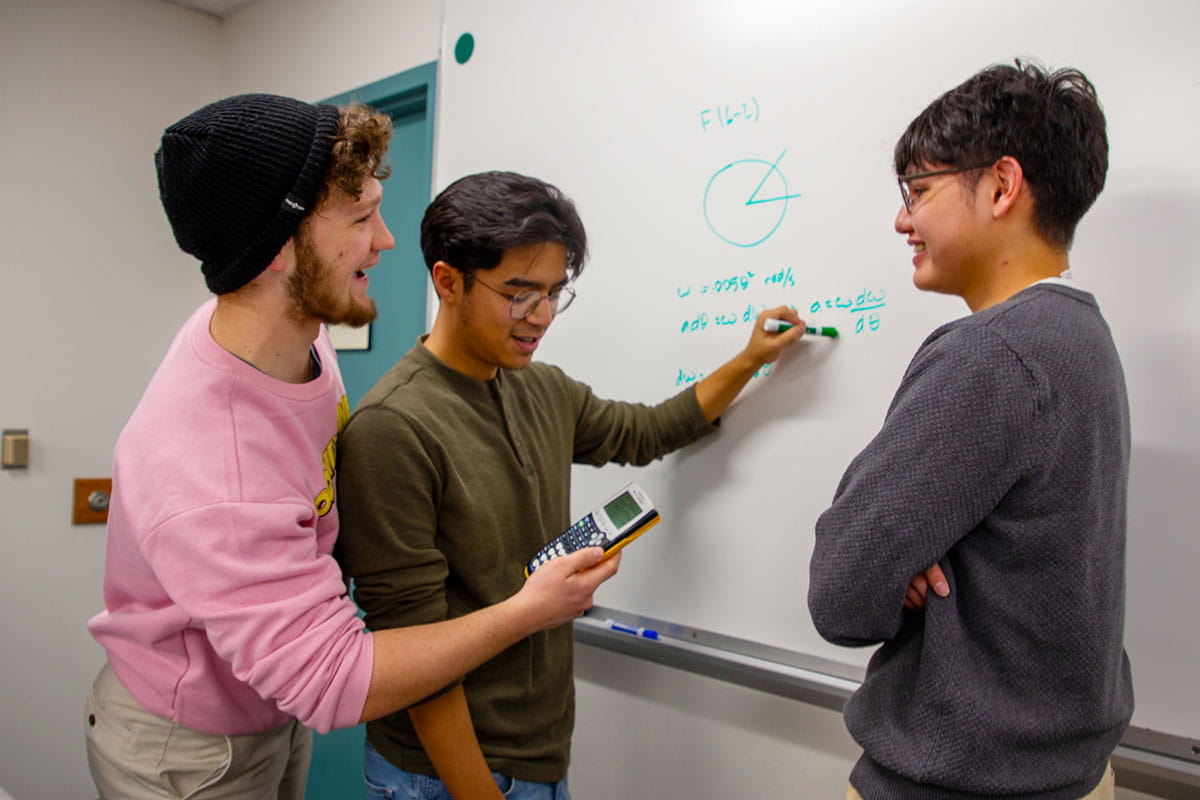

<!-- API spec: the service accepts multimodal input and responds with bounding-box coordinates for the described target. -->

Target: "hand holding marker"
[763,318,839,338]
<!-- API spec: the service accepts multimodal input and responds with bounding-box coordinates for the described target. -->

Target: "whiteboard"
[433,0,1200,741]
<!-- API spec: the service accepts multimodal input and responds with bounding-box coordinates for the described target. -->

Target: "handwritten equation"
[676,266,795,300]
[700,97,761,132]
[808,288,886,335]
[675,269,886,336]
[677,100,881,383]
[668,266,887,384]
[675,362,774,388]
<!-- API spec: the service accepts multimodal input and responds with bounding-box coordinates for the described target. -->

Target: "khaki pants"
[846,763,1115,800]
[85,664,312,800]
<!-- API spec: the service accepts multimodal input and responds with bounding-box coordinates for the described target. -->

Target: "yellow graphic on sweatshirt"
[314,395,351,517]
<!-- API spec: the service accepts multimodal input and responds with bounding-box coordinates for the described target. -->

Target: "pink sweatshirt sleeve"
[141,501,373,733]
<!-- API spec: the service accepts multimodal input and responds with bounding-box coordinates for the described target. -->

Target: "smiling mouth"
[913,243,926,253]
[512,332,543,353]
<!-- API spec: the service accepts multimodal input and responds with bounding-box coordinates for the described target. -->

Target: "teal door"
[307,61,436,799]
[327,61,437,408]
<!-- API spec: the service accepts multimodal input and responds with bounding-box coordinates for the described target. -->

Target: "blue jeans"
[363,739,571,800]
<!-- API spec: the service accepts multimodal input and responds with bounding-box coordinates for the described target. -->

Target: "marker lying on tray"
[604,619,659,640]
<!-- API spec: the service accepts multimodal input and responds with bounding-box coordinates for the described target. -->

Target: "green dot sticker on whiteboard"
[454,33,475,64]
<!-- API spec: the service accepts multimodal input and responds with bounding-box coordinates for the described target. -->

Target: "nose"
[894,204,914,235]
[374,216,396,252]
[524,295,556,327]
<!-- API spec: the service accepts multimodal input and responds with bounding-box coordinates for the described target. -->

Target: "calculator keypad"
[527,516,608,572]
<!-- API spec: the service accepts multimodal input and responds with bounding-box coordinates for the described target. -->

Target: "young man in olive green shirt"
[336,171,806,799]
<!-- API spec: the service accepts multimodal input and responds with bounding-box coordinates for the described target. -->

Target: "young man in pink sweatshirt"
[85,94,618,800]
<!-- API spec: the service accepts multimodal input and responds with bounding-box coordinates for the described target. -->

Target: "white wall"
[0,1,441,795]
[220,0,443,100]
[0,0,1165,797]
[0,0,219,796]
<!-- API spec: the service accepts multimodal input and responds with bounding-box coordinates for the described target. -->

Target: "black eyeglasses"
[470,277,577,320]
[897,162,995,212]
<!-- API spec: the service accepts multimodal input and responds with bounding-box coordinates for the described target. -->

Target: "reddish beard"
[287,232,377,328]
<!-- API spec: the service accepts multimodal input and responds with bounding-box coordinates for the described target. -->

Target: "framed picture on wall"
[327,323,371,351]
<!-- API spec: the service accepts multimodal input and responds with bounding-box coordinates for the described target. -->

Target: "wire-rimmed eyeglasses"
[471,277,577,320]
[898,162,995,212]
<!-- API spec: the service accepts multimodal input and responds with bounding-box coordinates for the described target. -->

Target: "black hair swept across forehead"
[894,60,1108,249]
[420,170,588,280]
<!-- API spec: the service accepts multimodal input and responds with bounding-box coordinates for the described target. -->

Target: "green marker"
[763,318,839,338]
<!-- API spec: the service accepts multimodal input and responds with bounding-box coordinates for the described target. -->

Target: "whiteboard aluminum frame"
[576,607,1200,799]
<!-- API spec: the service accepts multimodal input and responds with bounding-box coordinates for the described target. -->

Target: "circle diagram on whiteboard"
[703,149,802,248]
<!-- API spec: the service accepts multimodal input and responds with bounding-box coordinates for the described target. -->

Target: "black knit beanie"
[155,93,340,295]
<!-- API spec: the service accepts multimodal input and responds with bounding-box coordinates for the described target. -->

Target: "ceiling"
[155,0,261,20]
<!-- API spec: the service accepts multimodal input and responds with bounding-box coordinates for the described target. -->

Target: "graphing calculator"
[524,482,660,577]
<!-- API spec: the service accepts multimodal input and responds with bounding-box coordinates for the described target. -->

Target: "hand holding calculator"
[525,483,660,577]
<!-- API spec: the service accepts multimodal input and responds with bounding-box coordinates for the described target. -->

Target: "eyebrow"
[501,275,569,290]
[350,181,384,211]
[357,192,383,211]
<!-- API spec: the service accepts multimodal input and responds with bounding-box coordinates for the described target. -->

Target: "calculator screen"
[603,491,641,529]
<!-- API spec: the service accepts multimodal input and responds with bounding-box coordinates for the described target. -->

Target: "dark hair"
[420,171,588,283]
[894,60,1108,249]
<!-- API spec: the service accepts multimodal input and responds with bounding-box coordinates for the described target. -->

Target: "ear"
[989,156,1024,219]
[430,260,461,302]
[265,238,295,274]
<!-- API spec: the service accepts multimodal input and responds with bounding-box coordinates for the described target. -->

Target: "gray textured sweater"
[809,283,1133,799]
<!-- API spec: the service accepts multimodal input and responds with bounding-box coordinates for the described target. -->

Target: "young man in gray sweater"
[808,61,1133,800]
